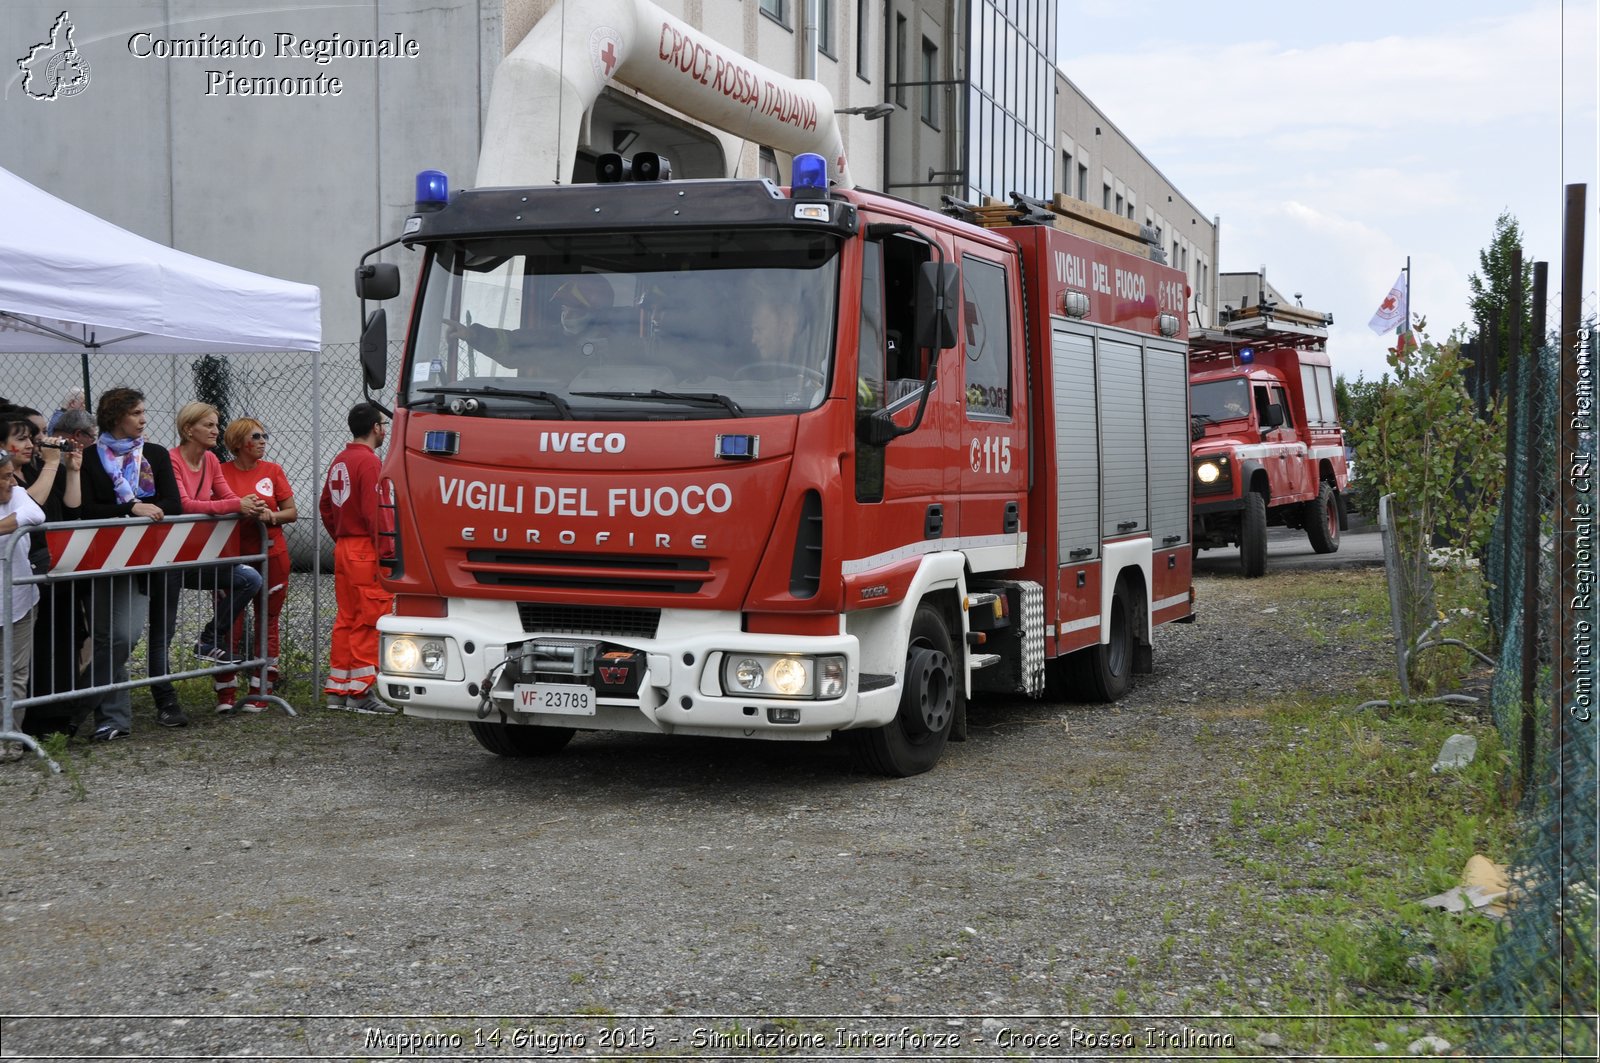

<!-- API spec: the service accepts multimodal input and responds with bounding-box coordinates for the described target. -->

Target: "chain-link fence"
[0,342,395,693]
[1471,283,1598,1059]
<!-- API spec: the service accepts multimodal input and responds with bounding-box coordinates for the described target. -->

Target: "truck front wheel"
[1240,492,1268,578]
[850,604,958,777]
[469,720,575,757]
[1304,482,1341,554]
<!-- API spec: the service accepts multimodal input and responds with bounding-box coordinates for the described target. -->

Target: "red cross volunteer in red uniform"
[319,403,396,714]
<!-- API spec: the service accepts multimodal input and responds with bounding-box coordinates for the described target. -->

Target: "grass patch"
[1122,568,1517,1054]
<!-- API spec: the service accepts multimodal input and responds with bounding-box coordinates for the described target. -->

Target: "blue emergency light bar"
[415,170,449,212]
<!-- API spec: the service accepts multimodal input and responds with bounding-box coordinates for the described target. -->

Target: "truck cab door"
[954,252,1027,567]
[851,232,954,555]
[1266,382,1310,499]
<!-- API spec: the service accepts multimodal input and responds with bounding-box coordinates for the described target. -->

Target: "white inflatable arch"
[476,0,853,189]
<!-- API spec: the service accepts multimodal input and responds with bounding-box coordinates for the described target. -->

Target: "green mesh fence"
[1473,302,1599,1059]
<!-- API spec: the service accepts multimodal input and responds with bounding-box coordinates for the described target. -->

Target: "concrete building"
[2,0,1222,344]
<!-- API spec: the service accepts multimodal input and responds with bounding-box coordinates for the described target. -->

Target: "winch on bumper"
[377,609,885,738]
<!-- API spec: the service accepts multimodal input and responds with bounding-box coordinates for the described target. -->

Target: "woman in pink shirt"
[146,402,266,724]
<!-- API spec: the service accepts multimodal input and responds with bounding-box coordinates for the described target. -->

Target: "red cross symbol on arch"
[600,40,619,78]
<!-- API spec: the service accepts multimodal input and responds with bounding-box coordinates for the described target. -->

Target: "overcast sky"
[1057,0,1597,384]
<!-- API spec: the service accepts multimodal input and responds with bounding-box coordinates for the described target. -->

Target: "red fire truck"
[1189,321,1350,577]
[351,7,1194,775]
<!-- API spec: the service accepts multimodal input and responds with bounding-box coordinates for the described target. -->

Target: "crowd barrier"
[1,512,290,773]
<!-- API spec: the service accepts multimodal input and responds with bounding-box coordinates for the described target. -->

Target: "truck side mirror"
[858,408,900,447]
[360,309,389,391]
[356,262,401,300]
[914,261,960,351]
[1261,403,1285,430]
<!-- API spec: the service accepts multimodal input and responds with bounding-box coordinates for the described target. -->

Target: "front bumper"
[377,599,899,739]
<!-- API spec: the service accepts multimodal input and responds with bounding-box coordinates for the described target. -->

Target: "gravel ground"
[0,570,1388,1059]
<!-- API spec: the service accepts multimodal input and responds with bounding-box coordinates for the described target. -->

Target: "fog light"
[767,706,802,724]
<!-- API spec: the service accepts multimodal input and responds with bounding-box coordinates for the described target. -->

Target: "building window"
[760,0,786,25]
[855,0,869,79]
[1114,192,1123,216]
[818,0,833,57]
[1061,150,1072,196]
[920,37,938,128]
[894,15,907,107]
[1103,183,1112,211]
[1077,163,1087,200]
[758,146,780,184]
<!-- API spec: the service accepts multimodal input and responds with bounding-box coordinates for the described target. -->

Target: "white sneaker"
[325,694,347,711]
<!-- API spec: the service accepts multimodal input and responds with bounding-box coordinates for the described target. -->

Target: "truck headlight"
[720,654,847,699]
[1196,461,1221,484]
[383,635,450,677]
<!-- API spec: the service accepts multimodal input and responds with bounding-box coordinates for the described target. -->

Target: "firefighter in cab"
[444,274,617,370]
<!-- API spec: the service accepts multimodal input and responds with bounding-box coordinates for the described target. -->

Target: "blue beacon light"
[791,153,828,199]
[1238,347,1255,364]
[415,170,449,212]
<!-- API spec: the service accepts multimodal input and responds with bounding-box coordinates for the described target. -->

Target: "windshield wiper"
[414,385,573,420]
[570,389,745,417]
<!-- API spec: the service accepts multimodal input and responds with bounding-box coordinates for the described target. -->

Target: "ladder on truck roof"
[1189,315,1330,358]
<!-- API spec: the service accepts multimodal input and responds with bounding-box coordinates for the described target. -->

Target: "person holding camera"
[0,406,87,739]
[0,446,46,758]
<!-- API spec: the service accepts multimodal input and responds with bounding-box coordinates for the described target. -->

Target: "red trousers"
[224,542,290,700]
[325,537,393,698]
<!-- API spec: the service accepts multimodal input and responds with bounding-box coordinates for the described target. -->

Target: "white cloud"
[1065,5,1575,152]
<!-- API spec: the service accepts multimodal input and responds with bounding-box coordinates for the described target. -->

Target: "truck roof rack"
[1190,317,1330,356]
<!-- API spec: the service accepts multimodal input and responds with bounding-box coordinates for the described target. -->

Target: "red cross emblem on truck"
[600,41,618,77]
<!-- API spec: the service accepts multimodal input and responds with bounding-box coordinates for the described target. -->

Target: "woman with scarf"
[78,388,181,742]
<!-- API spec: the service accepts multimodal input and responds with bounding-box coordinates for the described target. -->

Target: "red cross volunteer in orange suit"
[318,403,396,714]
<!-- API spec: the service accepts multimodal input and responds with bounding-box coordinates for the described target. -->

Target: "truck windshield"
[1190,378,1252,422]
[407,230,840,419]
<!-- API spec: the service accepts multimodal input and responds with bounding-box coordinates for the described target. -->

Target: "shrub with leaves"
[1351,329,1503,688]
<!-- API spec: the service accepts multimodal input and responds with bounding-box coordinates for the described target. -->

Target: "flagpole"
[1404,256,1411,332]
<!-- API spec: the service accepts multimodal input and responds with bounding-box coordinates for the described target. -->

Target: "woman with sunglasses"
[220,418,296,707]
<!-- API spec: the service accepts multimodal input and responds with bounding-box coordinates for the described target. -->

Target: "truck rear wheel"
[1077,579,1134,702]
[850,604,958,777]
[1240,492,1268,578]
[469,720,575,757]
[1304,482,1341,554]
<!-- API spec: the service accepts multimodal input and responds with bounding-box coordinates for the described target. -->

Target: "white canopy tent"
[0,164,321,361]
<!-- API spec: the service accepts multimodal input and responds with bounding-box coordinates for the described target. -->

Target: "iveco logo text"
[540,431,626,454]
